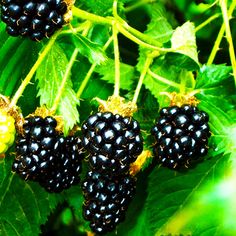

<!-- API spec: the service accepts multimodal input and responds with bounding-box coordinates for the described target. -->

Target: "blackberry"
[151,104,211,169]
[82,112,143,175]
[0,110,16,154]
[12,116,84,192]
[0,0,68,41]
[82,171,136,234]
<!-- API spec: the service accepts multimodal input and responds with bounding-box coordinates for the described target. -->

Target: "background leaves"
[0,1,236,236]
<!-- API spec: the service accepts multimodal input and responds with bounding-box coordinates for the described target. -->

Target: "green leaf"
[147,154,231,235]
[166,22,200,70]
[142,56,183,108]
[195,64,235,115]
[72,33,107,65]
[144,3,173,44]
[137,2,173,72]
[79,0,114,16]
[36,43,79,135]
[0,156,63,236]
[195,64,233,89]
[94,58,135,90]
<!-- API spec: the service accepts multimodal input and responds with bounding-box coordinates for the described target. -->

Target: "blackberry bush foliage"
[151,104,211,169]
[0,0,68,41]
[1,0,236,236]
[82,171,136,234]
[12,115,84,192]
[82,111,143,175]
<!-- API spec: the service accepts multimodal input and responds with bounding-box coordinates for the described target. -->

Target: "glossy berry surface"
[82,171,136,235]
[151,104,211,169]
[0,0,67,41]
[12,116,84,193]
[0,110,16,154]
[81,112,143,175]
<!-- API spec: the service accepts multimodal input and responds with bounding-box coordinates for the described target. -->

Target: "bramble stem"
[116,24,172,52]
[72,6,112,25]
[115,14,162,48]
[112,1,120,97]
[220,0,236,85]
[207,0,236,65]
[195,13,220,32]
[76,36,113,98]
[148,69,182,89]
[10,32,59,107]
[51,48,79,112]
[132,56,153,104]
[72,6,169,51]
[125,0,156,13]
[112,23,120,97]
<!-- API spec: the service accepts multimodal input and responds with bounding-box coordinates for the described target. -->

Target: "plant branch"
[207,0,236,65]
[76,36,113,98]
[132,56,153,104]
[9,32,59,107]
[51,48,79,112]
[195,13,221,32]
[116,23,172,52]
[72,6,113,25]
[220,0,236,84]
[115,14,162,48]
[148,69,182,89]
[73,6,168,51]
[112,22,120,97]
[125,0,157,13]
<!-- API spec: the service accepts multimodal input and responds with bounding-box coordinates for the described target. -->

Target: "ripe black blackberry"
[81,112,143,175]
[12,116,84,193]
[0,0,68,41]
[82,171,136,235]
[151,104,211,169]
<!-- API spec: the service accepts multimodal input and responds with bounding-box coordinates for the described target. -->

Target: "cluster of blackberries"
[0,0,67,41]
[82,171,136,235]
[151,105,211,169]
[12,116,84,193]
[81,112,143,234]
[81,112,143,175]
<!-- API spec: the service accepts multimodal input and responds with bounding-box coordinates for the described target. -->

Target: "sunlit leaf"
[167,22,199,70]
[94,58,135,90]
[36,43,79,135]
[73,33,107,65]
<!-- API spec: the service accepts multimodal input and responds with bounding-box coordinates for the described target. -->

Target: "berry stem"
[72,6,113,25]
[51,48,79,112]
[114,12,162,48]
[113,1,121,97]
[207,1,236,65]
[132,56,153,104]
[72,6,173,52]
[219,0,236,85]
[10,32,59,107]
[116,23,172,52]
[125,0,156,13]
[195,13,221,32]
[148,69,182,89]
[76,36,113,98]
